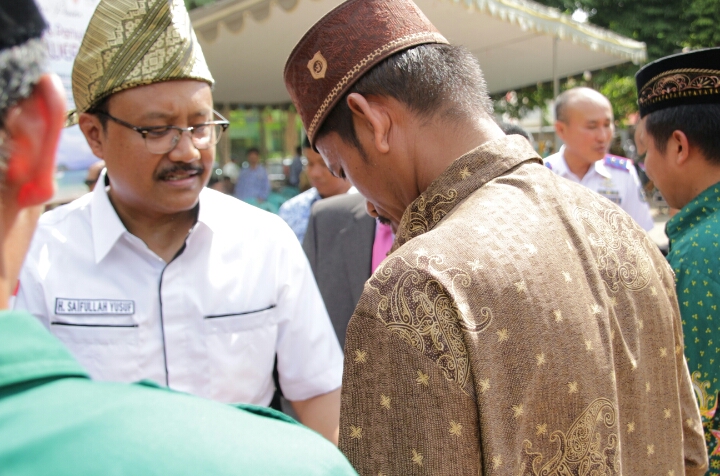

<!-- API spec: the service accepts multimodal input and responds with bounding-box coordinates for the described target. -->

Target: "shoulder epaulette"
[604,155,633,172]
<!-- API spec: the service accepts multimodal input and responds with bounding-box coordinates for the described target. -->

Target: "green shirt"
[667,182,720,472]
[0,310,357,476]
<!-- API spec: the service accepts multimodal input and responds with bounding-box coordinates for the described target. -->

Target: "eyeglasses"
[96,110,230,155]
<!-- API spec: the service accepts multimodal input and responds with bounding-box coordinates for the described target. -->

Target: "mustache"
[155,163,205,180]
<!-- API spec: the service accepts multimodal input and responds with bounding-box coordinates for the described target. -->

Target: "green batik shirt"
[667,182,720,473]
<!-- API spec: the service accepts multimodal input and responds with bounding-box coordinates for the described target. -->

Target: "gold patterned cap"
[636,47,720,118]
[283,0,448,147]
[67,0,214,126]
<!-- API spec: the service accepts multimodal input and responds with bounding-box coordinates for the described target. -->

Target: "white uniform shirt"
[15,174,343,405]
[545,146,654,230]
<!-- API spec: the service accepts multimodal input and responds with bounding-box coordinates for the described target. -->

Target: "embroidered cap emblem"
[307,51,328,80]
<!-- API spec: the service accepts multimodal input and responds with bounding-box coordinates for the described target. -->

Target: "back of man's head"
[555,87,611,124]
[318,43,494,151]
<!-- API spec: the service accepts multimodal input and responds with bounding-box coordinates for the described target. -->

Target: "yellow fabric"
[339,135,709,475]
[67,0,213,126]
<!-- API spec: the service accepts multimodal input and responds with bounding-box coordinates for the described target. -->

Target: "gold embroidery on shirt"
[647,444,655,456]
[536,353,546,366]
[492,454,502,469]
[479,378,491,393]
[663,408,671,419]
[562,271,572,283]
[574,202,652,293]
[349,425,363,440]
[521,398,619,475]
[411,449,423,466]
[354,349,368,363]
[449,420,463,437]
[497,328,509,342]
[513,404,524,418]
[568,381,578,394]
[553,310,563,322]
[415,370,429,386]
[536,423,547,436]
[367,253,492,396]
[627,421,635,433]
[380,394,391,410]
[459,167,472,179]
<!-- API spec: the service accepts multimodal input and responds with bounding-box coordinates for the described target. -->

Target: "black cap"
[0,0,47,51]
[636,47,720,118]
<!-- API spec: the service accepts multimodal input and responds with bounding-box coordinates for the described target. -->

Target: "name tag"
[598,189,622,205]
[55,298,135,315]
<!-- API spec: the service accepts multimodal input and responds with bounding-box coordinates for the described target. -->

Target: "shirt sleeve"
[259,168,270,201]
[339,270,481,475]
[274,224,343,401]
[622,165,654,230]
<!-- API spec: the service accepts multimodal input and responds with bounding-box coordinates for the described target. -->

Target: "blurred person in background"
[15,0,343,445]
[0,1,356,474]
[546,87,654,231]
[234,147,270,203]
[84,159,105,191]
[279,136,352,242]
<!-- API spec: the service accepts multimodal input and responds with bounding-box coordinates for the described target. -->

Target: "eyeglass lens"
[145,124,224,154]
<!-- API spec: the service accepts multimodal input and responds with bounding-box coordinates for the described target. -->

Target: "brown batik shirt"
[339,135,708,475]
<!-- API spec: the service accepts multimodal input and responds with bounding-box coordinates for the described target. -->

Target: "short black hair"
[644,104,720,165]
[247,147,260,155]
[86,95,110,129]
[316,43,493,153]
[498,122,530,140]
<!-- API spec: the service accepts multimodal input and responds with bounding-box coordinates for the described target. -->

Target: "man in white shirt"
[14,0,342,444]
[545,87,654,230]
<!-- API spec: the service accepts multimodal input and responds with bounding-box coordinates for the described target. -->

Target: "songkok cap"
[67,0,214,126]
[284,0,448,147]
[636,47,720,118]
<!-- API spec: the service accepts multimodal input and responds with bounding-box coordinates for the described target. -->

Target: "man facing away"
[635,47,720,472]
[546,87,655,231]
[15,0,343,444]
[284,0,707,474]
[234,146,271,203]
[0,1,356,474]
[279,137,352,242]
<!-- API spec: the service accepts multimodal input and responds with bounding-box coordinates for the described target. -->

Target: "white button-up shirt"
[545,147,654,230]
[15,174,343,405]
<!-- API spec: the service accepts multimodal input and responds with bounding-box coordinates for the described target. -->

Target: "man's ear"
[346,93,391,154]
[554,120,566,141]
[4,74,66,208]
[670,130,690,166]
[78,111,106,159]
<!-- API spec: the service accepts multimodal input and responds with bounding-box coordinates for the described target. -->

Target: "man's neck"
[107,191,198,263]
[413,115,506,193]
[562,148,594,180]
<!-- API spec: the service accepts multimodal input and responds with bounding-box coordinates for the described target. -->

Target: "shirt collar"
[556,146,611,179]
[392,135,541,252]
[666,181,720,242]
[91,169,130,264]
[0,311,88,390]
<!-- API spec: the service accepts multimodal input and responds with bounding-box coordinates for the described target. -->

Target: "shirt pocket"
[202,304,278,334]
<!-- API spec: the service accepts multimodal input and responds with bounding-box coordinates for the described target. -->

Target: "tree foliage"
[496,0,720,122]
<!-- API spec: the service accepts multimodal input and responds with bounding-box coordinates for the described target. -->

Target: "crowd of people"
[1,0,718,474]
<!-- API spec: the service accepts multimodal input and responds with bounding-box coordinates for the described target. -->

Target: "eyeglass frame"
[94,109,230,154]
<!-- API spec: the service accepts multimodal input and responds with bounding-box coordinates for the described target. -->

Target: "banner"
[36,0,101,202]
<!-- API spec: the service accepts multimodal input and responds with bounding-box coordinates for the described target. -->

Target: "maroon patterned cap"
[284,0,448,147]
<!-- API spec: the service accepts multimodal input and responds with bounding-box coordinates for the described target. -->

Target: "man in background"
[84,159,105,191]
[303,192,394,347]
[234,147,270,203]
[0,1,356,474]
[279,137,352,242]
[546,87,654,230]
[16,0,342,444]
[287,144,304,188]
[635,47,720,471]
[284,0,706,473]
